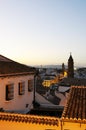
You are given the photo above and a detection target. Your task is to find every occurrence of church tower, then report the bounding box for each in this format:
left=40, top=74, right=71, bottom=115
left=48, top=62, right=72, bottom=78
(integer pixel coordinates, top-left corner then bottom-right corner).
left=62, top=63, right=65, bottom=75
left=68, top=53, right=74, bottom=78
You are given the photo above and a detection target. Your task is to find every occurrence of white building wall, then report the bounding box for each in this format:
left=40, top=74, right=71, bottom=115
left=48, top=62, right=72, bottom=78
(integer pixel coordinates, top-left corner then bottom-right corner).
left=0, top=75, right=34, bottom=113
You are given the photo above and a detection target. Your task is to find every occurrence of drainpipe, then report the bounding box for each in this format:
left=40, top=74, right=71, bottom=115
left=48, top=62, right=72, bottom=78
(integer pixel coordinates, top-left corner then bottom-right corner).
left=33, top=74, right=36, bottom=105
left=33, top=69, right=39, bottom=107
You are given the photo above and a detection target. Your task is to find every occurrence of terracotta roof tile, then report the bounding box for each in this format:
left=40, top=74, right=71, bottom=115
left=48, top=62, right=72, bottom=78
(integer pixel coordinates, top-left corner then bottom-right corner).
left=0, top=55, right=35, bottom=76
left=59, top=78, right=86, bottom=86
left=0, top=112, right=59, bottom=126
left=62, top=86, right=86, bottom=121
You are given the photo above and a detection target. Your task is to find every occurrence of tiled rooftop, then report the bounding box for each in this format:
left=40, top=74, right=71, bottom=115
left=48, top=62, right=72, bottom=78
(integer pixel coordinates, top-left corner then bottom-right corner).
left=0, top=112, right=59, bottom=126
left=0, top=55, right=35, bottom=76
left=59, top=78, right=86, bottom=86
left=62, top=86, right=86, bottom=121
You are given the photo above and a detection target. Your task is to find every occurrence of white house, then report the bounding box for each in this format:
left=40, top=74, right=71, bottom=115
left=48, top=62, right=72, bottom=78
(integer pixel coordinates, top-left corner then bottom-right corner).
left=0, top=55, right=35, bottom=113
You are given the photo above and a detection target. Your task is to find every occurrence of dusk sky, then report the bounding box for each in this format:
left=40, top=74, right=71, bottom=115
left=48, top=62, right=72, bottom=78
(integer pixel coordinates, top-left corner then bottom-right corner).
left=0, top=0, right=86, bottom=67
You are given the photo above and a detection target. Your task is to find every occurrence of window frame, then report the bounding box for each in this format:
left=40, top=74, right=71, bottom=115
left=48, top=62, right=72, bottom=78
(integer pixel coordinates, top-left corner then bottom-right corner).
left=18, top=81, right=25, bottom=95
left=28, top=79, right=33, bottom=92
left=6, top=84, right=14, bottom=101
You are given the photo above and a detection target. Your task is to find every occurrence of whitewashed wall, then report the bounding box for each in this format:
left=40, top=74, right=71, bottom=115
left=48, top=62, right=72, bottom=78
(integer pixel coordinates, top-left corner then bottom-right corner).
left=0, top=75, right=34, bottom=113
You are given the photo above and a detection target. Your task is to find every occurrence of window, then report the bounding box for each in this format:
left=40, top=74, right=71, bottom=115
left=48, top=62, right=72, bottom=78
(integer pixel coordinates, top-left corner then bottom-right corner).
left=18, top=82, right=25, bottom=95
left=6, top=84, right=14, bottom=101
left=28, top=80, right=33, bottom=92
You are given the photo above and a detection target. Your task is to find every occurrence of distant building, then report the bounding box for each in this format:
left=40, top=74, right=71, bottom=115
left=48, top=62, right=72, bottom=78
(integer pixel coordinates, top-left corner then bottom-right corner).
left=0, top=55, right=35, bottom=113
left=59, top=77, right=86, bottom=86
left=68, top=54, right=74, bottom=78
left=62, top=63, right=65, bottom=75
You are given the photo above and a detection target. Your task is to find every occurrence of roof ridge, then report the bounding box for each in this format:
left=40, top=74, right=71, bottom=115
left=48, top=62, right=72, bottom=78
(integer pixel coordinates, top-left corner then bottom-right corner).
left=0, top=112, right=59, bottom=126
left=0, top=55, right=13, bottom=62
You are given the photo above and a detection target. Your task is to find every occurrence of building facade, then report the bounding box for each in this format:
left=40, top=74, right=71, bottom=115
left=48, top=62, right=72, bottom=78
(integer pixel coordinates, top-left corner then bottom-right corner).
left=0, top=55, right=35, bottom=113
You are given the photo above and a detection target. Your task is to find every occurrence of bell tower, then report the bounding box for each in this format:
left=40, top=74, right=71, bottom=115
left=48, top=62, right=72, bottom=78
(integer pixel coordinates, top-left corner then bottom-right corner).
left=68, top=53, right=74, bottom=78
left=62, top=63, right=65, bottom=75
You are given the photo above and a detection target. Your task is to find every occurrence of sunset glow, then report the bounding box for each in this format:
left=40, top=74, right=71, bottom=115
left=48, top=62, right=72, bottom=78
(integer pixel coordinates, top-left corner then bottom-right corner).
left=0, top=0, right=86, bottom=66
